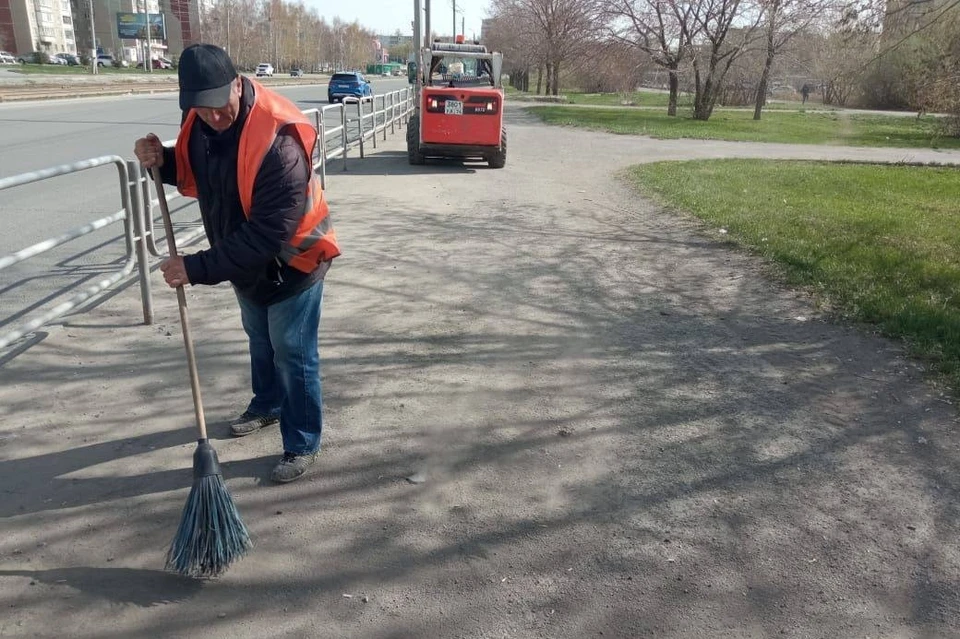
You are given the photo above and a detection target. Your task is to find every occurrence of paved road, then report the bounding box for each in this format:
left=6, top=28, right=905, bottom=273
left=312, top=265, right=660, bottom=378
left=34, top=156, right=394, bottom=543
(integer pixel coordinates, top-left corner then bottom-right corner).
left=3, top=106, right=960, bottom=638
left=0, top=77, right=409, bottom=336
left=0, top=77, right=408, bottom=177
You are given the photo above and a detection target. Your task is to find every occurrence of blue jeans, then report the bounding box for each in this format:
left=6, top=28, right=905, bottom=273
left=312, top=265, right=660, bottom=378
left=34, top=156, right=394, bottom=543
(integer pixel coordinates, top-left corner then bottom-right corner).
left=235, top=279, right=324, bottom=455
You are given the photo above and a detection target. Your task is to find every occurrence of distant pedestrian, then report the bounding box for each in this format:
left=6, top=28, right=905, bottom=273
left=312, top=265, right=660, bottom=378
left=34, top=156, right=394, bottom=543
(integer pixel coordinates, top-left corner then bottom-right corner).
left=801, top=83, right=811, bottom=105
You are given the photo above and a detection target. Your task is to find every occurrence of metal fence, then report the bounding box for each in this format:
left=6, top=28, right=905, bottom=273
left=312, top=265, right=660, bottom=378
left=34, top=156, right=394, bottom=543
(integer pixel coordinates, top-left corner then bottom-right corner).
left=0, top=88, right=414, bottom=350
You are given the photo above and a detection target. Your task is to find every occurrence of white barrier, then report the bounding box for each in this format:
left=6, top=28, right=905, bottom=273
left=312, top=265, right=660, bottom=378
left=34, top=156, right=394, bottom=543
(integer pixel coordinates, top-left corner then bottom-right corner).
left=0, top=87, right=416, bottom=349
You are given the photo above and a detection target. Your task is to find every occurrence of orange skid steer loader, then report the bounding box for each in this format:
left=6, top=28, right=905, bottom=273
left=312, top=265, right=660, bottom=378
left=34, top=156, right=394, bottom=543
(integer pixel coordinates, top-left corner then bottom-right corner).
left=407, top=38, right=506, bottom=168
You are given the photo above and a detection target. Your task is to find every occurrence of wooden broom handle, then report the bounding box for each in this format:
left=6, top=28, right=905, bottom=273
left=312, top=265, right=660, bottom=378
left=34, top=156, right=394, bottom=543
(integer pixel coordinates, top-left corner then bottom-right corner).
left=152, top=168, right=208, bottom=440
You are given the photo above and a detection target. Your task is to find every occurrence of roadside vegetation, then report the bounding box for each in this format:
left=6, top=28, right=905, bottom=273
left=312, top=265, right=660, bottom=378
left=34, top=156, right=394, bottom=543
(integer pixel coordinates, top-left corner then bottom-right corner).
left=563, top=90, right=838, bottom=112
left=565, top=91, right=689, bottom=107
left=10, top=64, right=175, bottom=76
left=627, top=159, right=960, bottom=386
left=485, top=0, right=960, bottom=129
left=528, top=106, right=959, bottom=149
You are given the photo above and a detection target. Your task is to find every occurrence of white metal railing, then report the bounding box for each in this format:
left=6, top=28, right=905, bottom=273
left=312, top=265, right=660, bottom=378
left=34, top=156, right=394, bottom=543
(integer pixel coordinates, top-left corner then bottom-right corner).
left=0, top=156, right=151, bottom=349
left=138, top=88, right=414, bottom=258
left=0, top=87, right=415, bottom=350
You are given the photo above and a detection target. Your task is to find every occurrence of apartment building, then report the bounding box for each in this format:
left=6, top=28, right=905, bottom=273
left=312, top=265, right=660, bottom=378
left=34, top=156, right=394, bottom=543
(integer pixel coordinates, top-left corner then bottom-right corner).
left=882, top=0, right=959, bottom=39
left=0, top=0, right=76, bottom=55
left=378, top=33, right=413, bottom=49
left=68, top=0, right=156, bottom=61
left=69, top=0, right=198, bottom=62
left=479, top=18, right=493, bottom=44
left=4, top=0, right=201, bottom=61
left=158, top=0, right=199, bottom=58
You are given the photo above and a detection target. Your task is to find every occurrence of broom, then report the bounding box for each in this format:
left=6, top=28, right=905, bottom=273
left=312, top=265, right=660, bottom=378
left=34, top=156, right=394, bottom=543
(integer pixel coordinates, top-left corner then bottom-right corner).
left=152, top=168, right=252, bottom=578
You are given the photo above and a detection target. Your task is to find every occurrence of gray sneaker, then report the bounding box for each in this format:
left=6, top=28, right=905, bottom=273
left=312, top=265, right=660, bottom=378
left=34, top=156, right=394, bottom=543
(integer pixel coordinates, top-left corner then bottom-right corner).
left=271, top=451, right=318, bottom=483
left=230, top=411, right=279, bottom=437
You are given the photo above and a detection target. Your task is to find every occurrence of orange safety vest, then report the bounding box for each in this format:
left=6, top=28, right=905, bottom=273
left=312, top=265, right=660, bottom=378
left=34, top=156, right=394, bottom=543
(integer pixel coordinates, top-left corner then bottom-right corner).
left=175, top=78, right=340, bottom=273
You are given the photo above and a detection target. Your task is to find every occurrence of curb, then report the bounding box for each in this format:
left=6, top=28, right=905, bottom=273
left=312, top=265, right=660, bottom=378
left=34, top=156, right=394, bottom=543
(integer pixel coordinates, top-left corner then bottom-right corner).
left=0, top=78, right=329, bottom=103
left=0, top=85, right=179, bottom=102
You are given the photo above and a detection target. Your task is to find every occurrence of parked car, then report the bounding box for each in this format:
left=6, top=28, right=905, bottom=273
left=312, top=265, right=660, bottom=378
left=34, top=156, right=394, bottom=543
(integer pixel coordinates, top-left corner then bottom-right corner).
left=136, top=57, right=172, bottom=69
left=17, top=51, right=63, bottom=65
left=289, top=67, right=303, bottom=77
left=327, top=71, right=372, bottom=103
left=0, top=51, right=17, bottom=65
left=96, top=54, right=128, bottom=67
left=56, top=53, right=80, bottom=66
left=256, top=63, right=274, bottom=77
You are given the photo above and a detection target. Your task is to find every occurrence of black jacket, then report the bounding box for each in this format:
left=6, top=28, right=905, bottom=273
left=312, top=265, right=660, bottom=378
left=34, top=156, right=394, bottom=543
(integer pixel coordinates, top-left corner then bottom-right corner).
left=160, top=77, right=330, bottom=306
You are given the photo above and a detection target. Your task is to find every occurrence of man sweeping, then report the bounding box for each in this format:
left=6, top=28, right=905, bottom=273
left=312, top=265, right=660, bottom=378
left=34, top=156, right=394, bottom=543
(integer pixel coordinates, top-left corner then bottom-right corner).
left=135, top=44, right=339, bottom=484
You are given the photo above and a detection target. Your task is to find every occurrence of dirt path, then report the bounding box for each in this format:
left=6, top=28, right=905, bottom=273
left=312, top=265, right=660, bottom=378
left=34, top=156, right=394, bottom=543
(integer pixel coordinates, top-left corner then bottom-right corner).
left=2, top=106, right=960, bottom=639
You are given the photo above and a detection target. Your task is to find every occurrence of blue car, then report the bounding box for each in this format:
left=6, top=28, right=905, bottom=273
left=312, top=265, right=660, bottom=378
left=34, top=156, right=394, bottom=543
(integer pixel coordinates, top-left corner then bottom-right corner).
left=327, top=72, right=373, bottom=103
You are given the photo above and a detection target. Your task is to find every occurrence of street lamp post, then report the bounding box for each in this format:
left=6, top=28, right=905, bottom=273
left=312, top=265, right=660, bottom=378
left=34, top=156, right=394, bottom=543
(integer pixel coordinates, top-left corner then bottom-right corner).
left=225, top=0, right=231, bottom=56
left=142, top=0, right=152, bottom=73
left=412, top=0, right=421, bottom=89
left=424, top=0, right=430, bottom=49
left=87, top=0, right=97, bottom=74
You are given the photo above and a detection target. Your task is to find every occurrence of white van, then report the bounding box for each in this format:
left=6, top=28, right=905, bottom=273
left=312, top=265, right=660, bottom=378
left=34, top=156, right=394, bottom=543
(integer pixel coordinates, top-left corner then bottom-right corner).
left=255, top=63, right=274, bottom=77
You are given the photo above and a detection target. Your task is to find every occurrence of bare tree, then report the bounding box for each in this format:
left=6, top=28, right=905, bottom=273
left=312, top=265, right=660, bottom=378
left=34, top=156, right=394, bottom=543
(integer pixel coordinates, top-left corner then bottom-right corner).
left=856, top=6, right=960, bottom=122
left=344, top=21, right=375, bottom=69
left=603, top=0, right=699, bottom=115
left=830, top=0, right=960, bottom=80
left=751, top=0, right=834, bottom=119
left=491, top=0, right=602, bottom=95
left=199, top=0, right=375, bottom=72
left=842, top=0, right=958, bottom=34
left=228, top=0, right=261, bottom=69
left=583, top=39, right=653, bottom=92
left=484, top=7, right=545, bottom=91
left=811, top=25, right=875, bottom=105
left=605, top=0, right=762, bottom=118
left=686, top=0, right=764, bottom=120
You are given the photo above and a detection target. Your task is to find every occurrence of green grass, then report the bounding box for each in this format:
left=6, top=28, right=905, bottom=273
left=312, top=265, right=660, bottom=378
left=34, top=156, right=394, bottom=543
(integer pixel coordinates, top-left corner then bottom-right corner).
left=548, top=90, right=834, bottom=111
left=529, top=105, right=958, bottom=148
left=627, top=159, right=960, bottom=384
left=565, top=90, right=691, bottom=108
left=10, top=64, right=175, bottom=75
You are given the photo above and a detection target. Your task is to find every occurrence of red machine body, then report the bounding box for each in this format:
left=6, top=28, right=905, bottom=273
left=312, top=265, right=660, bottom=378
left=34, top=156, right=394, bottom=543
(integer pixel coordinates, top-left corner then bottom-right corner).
left=407, top=39, right=506, bottom=168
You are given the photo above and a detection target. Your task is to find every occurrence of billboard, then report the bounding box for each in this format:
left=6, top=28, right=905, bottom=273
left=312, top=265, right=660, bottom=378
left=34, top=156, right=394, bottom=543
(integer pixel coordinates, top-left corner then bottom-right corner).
left=117, top=12, right=166, bottom=40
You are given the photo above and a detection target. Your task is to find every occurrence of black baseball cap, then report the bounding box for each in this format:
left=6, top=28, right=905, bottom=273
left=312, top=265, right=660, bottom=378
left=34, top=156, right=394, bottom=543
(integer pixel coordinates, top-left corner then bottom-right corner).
left=178, top=44, right=238, bottom=110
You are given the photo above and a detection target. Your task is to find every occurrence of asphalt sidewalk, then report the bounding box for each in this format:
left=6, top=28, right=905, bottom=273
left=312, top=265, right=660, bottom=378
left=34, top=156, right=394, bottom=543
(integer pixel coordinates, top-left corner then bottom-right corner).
left=3, top=108, right=960, bottom=638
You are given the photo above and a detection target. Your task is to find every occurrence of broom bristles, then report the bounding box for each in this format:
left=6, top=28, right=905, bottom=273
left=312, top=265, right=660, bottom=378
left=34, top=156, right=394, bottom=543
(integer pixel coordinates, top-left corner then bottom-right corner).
left=166, top=442, right=252, bottom=578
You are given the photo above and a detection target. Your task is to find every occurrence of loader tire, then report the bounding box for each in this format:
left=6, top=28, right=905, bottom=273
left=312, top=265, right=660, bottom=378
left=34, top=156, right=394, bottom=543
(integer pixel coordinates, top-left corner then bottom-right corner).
left=407, top=115, right=425, bottom=165
left=487, top=128, right=506, bottom=169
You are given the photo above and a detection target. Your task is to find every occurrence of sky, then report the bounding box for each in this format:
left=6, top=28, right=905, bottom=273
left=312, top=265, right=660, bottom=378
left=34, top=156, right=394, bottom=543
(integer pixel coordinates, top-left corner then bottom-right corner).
left=302, top=0, right=494, bottom=41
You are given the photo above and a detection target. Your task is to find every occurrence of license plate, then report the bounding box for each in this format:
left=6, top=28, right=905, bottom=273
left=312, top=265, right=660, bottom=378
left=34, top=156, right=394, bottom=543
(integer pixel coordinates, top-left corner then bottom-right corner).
left=444, top=100, right=463, bottom=115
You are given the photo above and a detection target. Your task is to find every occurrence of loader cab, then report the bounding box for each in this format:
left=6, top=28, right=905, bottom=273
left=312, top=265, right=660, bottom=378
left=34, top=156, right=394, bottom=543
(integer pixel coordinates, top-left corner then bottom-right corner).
left=427, top=52, right=497, bottom=89
left=425, top=41, right=502, bottom=90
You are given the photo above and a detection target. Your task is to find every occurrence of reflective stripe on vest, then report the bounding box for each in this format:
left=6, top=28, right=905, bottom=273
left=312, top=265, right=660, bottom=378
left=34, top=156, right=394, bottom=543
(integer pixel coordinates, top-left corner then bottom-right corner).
left=174, top=78, right=340, bottom=273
